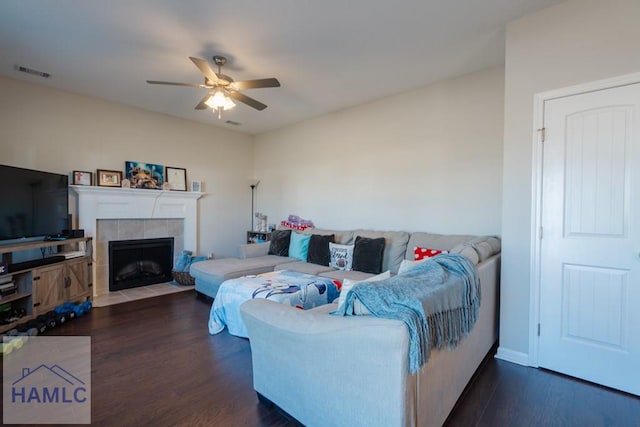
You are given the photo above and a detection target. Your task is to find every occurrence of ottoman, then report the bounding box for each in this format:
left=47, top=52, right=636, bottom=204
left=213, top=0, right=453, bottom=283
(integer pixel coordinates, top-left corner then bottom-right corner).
left=189, top=255, right=298, bottom=298
left=208, top=270, right=341, bottom=337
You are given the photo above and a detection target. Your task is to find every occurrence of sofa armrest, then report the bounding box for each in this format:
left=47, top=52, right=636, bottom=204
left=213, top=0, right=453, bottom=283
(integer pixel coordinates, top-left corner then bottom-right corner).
left=238, top=242, right=270, bottom=259
left=240, top=299, right=412, bottom=427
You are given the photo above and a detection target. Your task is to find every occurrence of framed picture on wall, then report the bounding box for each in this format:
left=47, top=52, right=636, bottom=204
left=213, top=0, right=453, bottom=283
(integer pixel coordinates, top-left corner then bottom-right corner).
left=125, top=161, right=164, bottom=189
left=165, top=166, right=187, bottom=191
left=190, top=180, right=201, bottom=192
left=97, top=169, right=123, bottom=187
left=73, top=171, right=92, bottom=186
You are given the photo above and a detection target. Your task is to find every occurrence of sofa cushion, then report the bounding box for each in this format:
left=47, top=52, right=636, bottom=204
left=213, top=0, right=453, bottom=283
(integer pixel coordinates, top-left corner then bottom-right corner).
left=289, top=231, right=311, bottom=261
left=276, top=261, right=336, bottom=276
left=318, top=269, right=376, bottom=282
left=329, top=243, right=354, bottom=271
left=352, top=230, right=410, bottom=274
left=467, top=236, right=502, bottom=262
left=337, top=270, right=391, bottom=308
left=352, top=236, right=385, bottom=274
left=191, top=255, right=298, bottom=298
left=301, top=228, right=354, bottom=245
left=449, top=244, right=480, bottom=265
left=405, top=233, right=475, bottom=260
left=269, top=229, right=291, bottom=256
left=239, top=242, right=270, bottom=259
left=307, top=234, right=334, bottom=266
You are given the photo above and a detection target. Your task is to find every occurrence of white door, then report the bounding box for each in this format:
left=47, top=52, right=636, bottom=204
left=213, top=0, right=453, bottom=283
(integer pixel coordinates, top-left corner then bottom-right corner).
left=539, top=83, right=640, bottom=395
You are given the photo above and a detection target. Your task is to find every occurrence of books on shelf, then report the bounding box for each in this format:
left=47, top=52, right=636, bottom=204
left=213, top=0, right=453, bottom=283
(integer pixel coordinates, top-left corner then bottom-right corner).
left=0, top=274, right=13, bottom=285
left=46, top=251, right=85, bottom=260
left=0, top=282, right=17, bottom=298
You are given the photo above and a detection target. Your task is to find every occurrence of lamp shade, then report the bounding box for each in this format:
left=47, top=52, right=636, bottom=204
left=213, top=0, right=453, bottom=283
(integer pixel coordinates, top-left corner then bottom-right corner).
left=205, top=91, right=236, bottom=110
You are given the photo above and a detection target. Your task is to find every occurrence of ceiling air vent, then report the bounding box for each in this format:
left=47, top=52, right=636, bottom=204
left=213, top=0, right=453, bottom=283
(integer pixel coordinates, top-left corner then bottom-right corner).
left=15, top=65, right=51, bottom=79
left=225, top=120, right=241, bottom=126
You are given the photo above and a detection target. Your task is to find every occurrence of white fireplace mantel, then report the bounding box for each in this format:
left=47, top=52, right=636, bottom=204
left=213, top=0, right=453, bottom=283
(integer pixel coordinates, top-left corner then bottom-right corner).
left=71, top=185, right=203, bottom=294
left=71, top=185, right=203, bottom=244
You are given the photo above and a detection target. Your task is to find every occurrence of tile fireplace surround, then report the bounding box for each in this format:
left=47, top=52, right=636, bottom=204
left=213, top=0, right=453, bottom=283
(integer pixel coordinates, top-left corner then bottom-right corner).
left=71, top=185, right=203, bottom=296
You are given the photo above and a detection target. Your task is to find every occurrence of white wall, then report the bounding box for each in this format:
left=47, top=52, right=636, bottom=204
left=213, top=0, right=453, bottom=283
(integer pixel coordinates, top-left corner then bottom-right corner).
left=500, top=0, right=640, bottom=359
left=254, top=67, right=504, bottom=236
left=0, top=76, right=254, bottom=258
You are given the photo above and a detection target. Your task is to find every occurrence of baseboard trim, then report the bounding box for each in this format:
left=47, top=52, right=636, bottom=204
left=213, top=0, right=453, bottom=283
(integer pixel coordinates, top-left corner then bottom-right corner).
left=495, top=347, right=529, bottom=366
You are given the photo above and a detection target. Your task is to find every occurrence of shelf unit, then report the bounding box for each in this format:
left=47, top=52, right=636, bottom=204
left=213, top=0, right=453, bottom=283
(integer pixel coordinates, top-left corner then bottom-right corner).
left=0, top=237, right=93, bottom=333
left=247, top=231, right=271, bottom=244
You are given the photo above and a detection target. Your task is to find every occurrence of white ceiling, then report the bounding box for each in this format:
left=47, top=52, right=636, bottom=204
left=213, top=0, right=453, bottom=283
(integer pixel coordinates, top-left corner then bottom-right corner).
left=0, top=0, right=562, bottom=135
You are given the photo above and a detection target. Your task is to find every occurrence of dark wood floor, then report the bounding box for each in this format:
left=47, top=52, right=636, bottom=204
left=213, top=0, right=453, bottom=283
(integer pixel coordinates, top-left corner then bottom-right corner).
left=3, top=291, right=639, bottom=426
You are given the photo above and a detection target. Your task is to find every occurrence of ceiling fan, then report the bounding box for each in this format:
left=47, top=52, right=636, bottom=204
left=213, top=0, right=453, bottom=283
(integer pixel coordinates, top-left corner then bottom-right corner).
left=147, top=55, right=280, bottom=118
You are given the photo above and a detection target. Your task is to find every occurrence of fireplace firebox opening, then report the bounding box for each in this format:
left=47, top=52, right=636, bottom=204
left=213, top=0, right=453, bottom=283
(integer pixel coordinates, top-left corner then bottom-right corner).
left=108, top=237, right=174, bottom=292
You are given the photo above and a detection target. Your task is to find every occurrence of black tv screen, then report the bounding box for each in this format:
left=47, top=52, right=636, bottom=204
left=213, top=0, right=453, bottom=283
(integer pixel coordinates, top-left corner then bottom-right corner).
left=0, top=165, right=69, bottom=241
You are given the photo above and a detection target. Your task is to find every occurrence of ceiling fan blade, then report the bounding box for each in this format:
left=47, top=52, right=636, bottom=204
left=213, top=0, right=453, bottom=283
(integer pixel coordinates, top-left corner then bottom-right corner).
left=147, top=80, right=206, bottom=88
left=189, top=57, right=219, bottom=84
left=215, top=73, right=232, bottom=86
left=231, top=78, right=280, bottom=90
left=195, top=93, right=211, bottom=110
left=228, top=91, right=267, bottom=111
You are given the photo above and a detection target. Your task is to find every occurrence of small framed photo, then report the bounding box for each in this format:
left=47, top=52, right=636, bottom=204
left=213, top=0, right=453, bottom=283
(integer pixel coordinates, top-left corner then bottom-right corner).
left=165, top=166, right=187, bottom=191
left=190, top=180, right=202, bottom=192
left=97, top=169, right=123, bottom=187
left=73, top=171, right=92, bottom=186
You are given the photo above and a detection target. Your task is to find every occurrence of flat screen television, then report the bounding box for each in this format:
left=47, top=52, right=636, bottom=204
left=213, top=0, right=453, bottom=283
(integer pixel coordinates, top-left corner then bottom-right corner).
left=0, top=164, right=69, bottom=241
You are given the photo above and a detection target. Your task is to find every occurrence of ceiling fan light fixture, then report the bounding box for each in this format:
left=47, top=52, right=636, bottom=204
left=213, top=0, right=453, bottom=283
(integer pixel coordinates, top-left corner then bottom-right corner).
left=147, top=55, right=278, bottom=117
left=205, top=91, right=236, bottom=119
left=205, top=90, right=227, bottom=108
left=222, top=96, right=236, bottom=111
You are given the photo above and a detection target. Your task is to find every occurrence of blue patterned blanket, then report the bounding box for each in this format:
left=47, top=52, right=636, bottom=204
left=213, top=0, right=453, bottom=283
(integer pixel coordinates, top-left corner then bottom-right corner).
left=209, top=270, right=340, bottom=338
left=334, top=254, right=480, bottom=373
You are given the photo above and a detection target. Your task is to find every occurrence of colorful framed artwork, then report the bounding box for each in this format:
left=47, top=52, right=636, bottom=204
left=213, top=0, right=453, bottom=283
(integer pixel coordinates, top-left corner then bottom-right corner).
left=73, top=170, right=92, bottom=186
left=96, top=169, right=123, bottom=187
left=125, top=161, right=164, bottom=190
left=165, top=166, right=187, bottom=191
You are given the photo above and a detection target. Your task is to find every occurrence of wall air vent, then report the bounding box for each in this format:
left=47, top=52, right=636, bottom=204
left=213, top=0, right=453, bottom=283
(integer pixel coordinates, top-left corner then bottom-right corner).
left=15, top=65, right=51, bottom=79
left=225, top=120, right=241, bottom=126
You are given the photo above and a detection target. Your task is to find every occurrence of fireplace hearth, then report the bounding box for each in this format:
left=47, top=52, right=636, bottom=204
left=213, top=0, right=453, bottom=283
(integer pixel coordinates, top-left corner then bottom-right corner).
left=109, top=238, right=174, bottom=291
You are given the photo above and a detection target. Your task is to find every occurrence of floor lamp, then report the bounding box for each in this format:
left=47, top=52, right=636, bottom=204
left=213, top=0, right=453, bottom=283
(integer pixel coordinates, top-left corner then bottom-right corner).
left=250, top=180, right=260, bottom=231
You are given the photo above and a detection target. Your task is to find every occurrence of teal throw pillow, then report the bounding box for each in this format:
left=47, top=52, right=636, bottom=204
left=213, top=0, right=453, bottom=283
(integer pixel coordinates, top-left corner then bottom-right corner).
left=288, top=232, right=311, bottom=261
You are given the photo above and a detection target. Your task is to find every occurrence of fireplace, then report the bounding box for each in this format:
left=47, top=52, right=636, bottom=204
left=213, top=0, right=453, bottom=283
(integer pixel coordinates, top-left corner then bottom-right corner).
left=109, top=238, right=174, bottom=291
left=71, top=185, right=202, bottom=296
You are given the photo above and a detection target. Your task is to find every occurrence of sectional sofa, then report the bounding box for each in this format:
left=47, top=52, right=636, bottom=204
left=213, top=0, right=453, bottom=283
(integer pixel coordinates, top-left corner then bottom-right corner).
left=237, top=229, right=501, bottom=427
left=189, top=227, right=500, bottom=299
left=191, top=227, right=501, bottom=426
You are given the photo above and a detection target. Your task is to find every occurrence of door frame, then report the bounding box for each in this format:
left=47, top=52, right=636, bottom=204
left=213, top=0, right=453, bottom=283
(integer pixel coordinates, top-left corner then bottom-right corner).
left=529, top=72, right=640, bottom=367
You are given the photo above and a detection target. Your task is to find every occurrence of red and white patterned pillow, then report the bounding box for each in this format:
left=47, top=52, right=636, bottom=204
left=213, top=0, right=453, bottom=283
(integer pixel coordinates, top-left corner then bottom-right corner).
left=280, top=220, right=312, bottom=231
left=413, top=247, right=448, bottom=261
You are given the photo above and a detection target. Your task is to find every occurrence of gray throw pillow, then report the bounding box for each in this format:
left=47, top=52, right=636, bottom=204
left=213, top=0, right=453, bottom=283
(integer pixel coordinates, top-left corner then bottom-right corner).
left=307, top=234, right=335, bottom=266
left=268, top=229, right=291, bottom=256
left=352, top=236, right=385, bottom=274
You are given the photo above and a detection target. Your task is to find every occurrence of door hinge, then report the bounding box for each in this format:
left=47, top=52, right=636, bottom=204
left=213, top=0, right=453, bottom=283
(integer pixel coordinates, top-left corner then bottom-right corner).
left=538, top=127, right=546, bottom=142
left=538, top=323, right=541, bottom=336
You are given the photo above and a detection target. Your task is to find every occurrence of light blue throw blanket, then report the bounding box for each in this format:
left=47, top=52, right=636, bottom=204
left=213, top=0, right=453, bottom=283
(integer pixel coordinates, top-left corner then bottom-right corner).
left=334, top=254, right=480, bottom=373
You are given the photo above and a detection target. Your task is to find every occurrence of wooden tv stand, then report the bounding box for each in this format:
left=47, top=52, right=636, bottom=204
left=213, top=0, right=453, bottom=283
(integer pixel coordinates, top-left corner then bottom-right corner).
left=0, top=237, right=93, bottom=333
